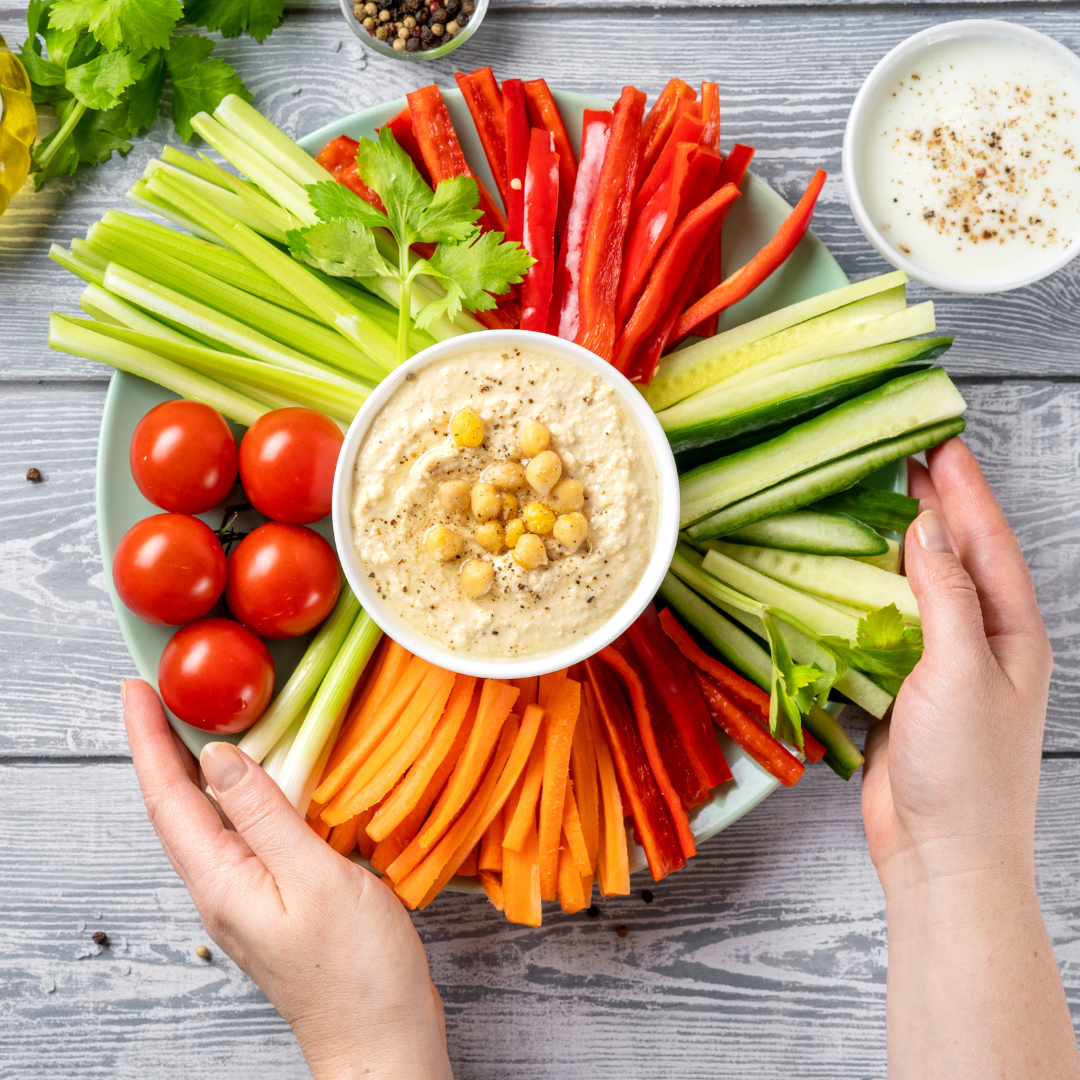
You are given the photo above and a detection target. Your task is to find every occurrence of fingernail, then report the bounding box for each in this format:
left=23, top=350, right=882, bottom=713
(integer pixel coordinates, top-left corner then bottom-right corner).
left=120, top=679, right=127, bottom=707
left=914, top=510, right=952, bottom=554
left=200, top=742, right=248, bottom=793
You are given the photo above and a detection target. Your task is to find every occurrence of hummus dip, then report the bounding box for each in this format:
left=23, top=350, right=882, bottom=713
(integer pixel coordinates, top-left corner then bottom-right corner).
left=351, top=343, right=659, bottom=659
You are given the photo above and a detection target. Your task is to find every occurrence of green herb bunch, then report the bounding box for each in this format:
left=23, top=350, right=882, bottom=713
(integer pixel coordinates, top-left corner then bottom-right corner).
left=19, top=0, right=284, bottom=187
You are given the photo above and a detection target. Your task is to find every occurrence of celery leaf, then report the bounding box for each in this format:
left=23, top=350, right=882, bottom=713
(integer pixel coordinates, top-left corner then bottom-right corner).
left=65, top=49, right=143, bottom=111
left=822, top=603, right=923, bottom=696
left=184, top=0, right=285, bottom=42
left=166, top=34, right=250, bottom=143
left=50, top=0, right=183, bottom=53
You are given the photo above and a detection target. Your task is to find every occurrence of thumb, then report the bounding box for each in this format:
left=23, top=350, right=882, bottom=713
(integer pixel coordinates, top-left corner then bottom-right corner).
left=200, top=741, right=323, bottom=886
left=904, top=510, right=989, bottom=662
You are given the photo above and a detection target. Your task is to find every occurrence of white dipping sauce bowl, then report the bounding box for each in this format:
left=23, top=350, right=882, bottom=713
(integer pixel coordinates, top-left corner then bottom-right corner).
left=843, top=19, right=1080, bottom=294
left=332, top=329, right=680, bottom=679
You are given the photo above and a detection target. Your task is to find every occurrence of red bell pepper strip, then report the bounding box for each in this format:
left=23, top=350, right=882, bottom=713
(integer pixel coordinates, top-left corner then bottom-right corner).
left=584, top=655, right=686, bottom=881
left=594, top=647, right=696, bottom=860
left=377, top=108, right=431, bottom=186
left=574, top=85, right=647, bottom=361
left=522, top=79, right=577, bottom=240
left=614, top=181, right=739, bottom=378
left=638, top=78, right=697, bottom=181
left=615, top=141, right=696, bottom=327
left=549, top=109, right=611, bottom=338
left=699, top=81, right=720, bottom=152
left=625, top=604, right=733, bottom=790
left=692, top=669, right=806, bottom=788
left=407, top=84, right=508, bottom=235
left=316, top=135, right=387, bottom=213
left=674, top=167, right=827, bottom=340
left=455, top=68, right=509, bottom=208
left=502, top=78, right=530, bottom=245
left=520, top=129, right=559, bottom=333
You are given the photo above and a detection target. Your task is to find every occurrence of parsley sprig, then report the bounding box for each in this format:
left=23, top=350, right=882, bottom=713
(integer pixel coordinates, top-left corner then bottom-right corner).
left=19, top=0, right=284, bottom=187
left=288, top=129, right=534, bottom=366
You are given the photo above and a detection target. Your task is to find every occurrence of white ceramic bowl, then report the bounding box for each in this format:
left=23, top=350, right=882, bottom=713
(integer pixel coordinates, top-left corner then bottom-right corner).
left=331, top=329, right=680, bottom=679
left=843, top=19, right=1080, bottom=294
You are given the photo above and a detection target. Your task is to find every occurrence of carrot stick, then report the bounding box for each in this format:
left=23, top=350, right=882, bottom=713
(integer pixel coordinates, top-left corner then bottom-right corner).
left=476, top=869, right=505, bottom=911
left=355, top=806, right=377, bottom=860
left=502, top=714, right=547, bottom=852
left=586, top=682, right=630, bottom=896
left=478, top=804, right=505, bottom=872
left=328, top=815, right=359, bottom=856
left=503, top=815, right=542, bottom=927
left=561, top=779, right=592, bottom=875
left=395, top=718, right=519, bottom=909
left=308, top=814, right=332, bottom=842
left=537, top=677, right=582, bottom=901
left=597, top=647, right=697, bottom=861
left=511, top=677, right=538, bottom=708
left=458, top=844, right=479, bottom=877
left=314, top=655, right=431, bottom=805
left=569, top=696, right=600, bottom=868
left=557, top=835, right=587, bottom=913
left=367, top=676, right=478, bottom=841
left=538, top=669, right=568, bottom=709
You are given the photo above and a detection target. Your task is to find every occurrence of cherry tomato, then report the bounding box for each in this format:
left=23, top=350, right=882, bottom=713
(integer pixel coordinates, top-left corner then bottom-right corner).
left=225, top=523, right=341, bottom=638
left=158, top=618, right=275, bottom=734
left=239, top=408, right=343, bottom=524
left=113, top=514, right=227, bottom=626
left=130, top=400, right=238, bottom=514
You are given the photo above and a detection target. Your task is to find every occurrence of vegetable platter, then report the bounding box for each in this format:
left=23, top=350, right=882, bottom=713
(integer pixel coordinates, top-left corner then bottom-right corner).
left=51, top=73, right=963, bottom=925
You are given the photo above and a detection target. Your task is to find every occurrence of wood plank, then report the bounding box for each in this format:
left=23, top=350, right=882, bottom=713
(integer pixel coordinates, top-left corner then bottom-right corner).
left=2, top=756, right=1078, bottom=1077
left=3, top=8, right=1080, bottom=378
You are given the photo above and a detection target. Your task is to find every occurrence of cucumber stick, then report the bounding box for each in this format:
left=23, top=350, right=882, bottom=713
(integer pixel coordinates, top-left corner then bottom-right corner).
left=660, top=336, right=951, bottom=454
left=854, top=538, right=901, bottom=574
left=709, top=542, right=920, bottom=623
left=686, top=416, right=965, bottom=540
left=812, top=484, right=920, bottom=533
left=646, top=269, right=909, bottom=411
left=722, top=510, right=888, bottom=556
left=680, top=368, right=967, bottom=528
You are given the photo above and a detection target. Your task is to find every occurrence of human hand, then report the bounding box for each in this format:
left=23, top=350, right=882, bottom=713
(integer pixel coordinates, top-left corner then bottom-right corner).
left=122, top=678, right=453, bottom=1080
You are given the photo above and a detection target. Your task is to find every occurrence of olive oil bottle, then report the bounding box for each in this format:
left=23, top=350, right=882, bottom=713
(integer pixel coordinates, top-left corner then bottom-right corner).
left=0, top=32, right=36, bottom=216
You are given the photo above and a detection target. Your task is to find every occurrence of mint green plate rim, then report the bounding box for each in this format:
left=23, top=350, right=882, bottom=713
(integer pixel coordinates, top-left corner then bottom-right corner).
left=96, top=87, right=899, bottom=885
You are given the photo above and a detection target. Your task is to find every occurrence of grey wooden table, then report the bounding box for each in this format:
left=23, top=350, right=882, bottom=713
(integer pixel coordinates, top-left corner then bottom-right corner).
left=3, top=2, right=1080, bottom=1076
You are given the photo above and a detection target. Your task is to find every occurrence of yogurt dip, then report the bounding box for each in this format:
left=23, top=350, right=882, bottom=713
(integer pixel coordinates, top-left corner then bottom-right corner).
left=846, top=23, right=1080, bottom=290
left=350, top=343, right=659, bottom=659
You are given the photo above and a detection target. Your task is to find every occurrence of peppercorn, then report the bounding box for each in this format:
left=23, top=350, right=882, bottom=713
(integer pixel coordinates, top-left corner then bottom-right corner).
left=421, top=37, right=431, bottom=48
left=363, top=15, right=375, bottom=27
left=455, top=12, right=468, bottom=26
left=375, top=23, right=389, bottom=38
left=26, top=467, right=42, bottom=482
left=462, top=0, right=474, bottom=12
left=585, top=905, right=600, bottom=919
left=353, top=2, right=366, bottom=16
left=616, top=924, right=630, bottom=938
left=420, top=25, right=433, bottom=40
left=365, top=1, right=378, bottom=11
left=430, top=21, right=444, bottom=34
left=196, top=945, right=212, bottom=960
left=429, top=5, right=446, bottom=22
left=403, top=15, right=416, bottom=27
left=446, top=0, right=461, bottom=12
left=641, top=889, right=653, bottom=904
left=415, top=8, right=428, bottom=23
left=406, top=35, right=420, bottom=50
left=445, top=20, right=459, bottom=33
left=393, top=37, right=406, bottom=49
left=92, top=931, right=109, bottom=946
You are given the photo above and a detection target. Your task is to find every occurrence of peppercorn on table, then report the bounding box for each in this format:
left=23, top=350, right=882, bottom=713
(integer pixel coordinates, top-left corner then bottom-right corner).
left=3, top=2, right=1080, bottom=1077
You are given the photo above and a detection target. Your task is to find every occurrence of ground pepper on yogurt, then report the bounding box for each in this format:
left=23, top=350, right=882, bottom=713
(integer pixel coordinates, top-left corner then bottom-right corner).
left=351, top=345, right=659, bottom=659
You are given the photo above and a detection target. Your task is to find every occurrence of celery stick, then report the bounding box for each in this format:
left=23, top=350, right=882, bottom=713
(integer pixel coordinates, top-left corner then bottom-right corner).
left=239, top=588, right=362, bottom=763
left=126, top=179, right=222, bottom=243
left=277, top=611, right=382, bottom=810
left=49, top=313, right=268, bottom=426
left=73, top=318, right=368, bottom=421
left=49, top=244, right=105, bottom=286
left=162, top=144, right=264, bottom=197
left=88, top=224, right=385, bottom=384
left=261, top=713, right=306, bottom=782
left=70, top=238, right=109, bottom=270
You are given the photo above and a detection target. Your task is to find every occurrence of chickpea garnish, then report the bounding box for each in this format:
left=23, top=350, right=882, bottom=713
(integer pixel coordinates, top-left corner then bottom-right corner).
left=505, top=518, right=526, bottom=549
left=438, top=478, right=471, bottom=514
left=471, top=482, right=502, bottom=521
left=524, top=501, right=556, bottom=535
left=488, top=460, right=527, bottom=490
left=451, top=407, right=484, bottom=447
left=460, top=559, right=495, bottom=598
left=546, top=477, right=584, bottom=514
left=553, top=512, right=588, bottom=552
left=518, top=420, right=550, bottom=458
left=513, top=533, right=547, bottom=569
left=525, top=450, right=562, bottom=496
left=501, top=492, right=519, bottom=517
left=425, top=525, right=462, bottom=562
left=475, top=521, right=505, bottom=553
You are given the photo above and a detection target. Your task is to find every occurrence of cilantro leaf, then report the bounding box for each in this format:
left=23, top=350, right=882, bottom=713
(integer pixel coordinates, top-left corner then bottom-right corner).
left=65, top=49, right=143, bottom=111
left=165, top=33, right=250, bottom=143
left=416, top=176, right=484, bottom=243
left=307, top=179, right=389, bottom=231
left=184, top=0, right=285, bottom=42
left=125, top=48, right=167, bottom=133
left=50, top=0, right=183, bottom=54
left=821, top=604, right=924, bottom=697
left=356, top=128, right=440, bottom=245
left=287, top=221, right=390, bottom=280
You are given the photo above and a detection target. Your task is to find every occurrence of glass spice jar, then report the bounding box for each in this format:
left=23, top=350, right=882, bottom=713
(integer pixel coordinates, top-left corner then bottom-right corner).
left=0, top=32, right=36, bottom=217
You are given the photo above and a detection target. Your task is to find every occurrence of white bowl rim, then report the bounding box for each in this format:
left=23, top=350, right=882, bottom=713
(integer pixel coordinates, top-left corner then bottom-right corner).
left=842, top=18, right=1080, bottom=295
left=331, top=329, right=680, bottom=679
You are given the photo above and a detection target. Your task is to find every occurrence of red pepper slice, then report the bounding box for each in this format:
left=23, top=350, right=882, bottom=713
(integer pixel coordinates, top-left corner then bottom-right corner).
left=584, top=654, right=687, bottom=881
left=625, top=604, right=733, bottom=790
left=574, top=85, right=647, bottom=361
left=520, top=129, right=559, bottom=333
left=502, top=78, right=530, bottom=245
left=614, top=181, right=740, bottom=378
left=377, top=108, right=431, bottom=186
left=521, top=79, right=577, bottom=240
left=639, top=78, right=697, bottom=181
left=699, top=81, right=720, bottom=152
left=674, top=167, right=827, bottom=340
left=316, top=135, right=387, bottom=214
left=455, top=68, right=510, bottom=208
left=406, top=84, right=508, bottom=235
left=549, top=109, right=611, bottom=338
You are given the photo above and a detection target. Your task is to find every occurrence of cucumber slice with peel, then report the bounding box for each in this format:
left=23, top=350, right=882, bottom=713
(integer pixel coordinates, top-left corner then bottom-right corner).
left=811, top=484, right=921, bottom=533
left=722, top=510, right=888, bottom=556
